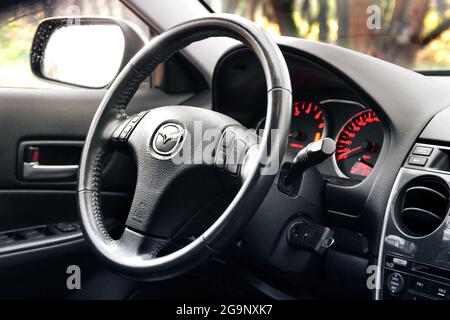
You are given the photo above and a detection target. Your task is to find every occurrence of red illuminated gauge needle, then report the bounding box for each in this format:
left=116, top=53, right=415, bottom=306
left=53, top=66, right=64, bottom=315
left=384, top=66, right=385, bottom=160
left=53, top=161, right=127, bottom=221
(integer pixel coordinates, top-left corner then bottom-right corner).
left=290, top=143, right=305, bottom=149
left=337, top=146, right=363, bottom=160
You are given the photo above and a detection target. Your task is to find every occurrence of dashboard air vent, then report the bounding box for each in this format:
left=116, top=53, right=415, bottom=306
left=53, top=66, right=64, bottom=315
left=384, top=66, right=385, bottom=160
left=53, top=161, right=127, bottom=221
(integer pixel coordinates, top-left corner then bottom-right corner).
left=397, top=177, right=449, bottom=237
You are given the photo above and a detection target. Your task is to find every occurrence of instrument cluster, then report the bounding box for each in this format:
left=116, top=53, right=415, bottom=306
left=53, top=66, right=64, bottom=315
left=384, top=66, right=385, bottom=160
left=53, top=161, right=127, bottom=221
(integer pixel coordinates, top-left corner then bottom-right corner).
left=256, top=99, right=384, bottom=182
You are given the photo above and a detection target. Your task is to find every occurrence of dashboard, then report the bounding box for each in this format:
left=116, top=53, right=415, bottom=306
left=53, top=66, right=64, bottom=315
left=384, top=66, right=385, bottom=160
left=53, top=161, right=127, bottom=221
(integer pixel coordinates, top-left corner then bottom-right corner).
left=209, top=37, right=450, bottom=300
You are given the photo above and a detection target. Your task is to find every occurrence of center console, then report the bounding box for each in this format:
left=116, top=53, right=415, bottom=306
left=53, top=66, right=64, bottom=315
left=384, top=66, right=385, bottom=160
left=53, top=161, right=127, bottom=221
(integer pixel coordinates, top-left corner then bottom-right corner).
left=378, top=142, right=450, bottom=300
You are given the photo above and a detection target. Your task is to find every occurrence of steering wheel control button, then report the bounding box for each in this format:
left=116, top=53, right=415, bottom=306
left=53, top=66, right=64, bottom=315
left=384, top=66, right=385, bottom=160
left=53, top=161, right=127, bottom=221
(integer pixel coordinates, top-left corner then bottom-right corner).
left=120, top=124, right=134, bottom=140
left=287, top=220, right=334, bottom=255
left=130, top=115, right=142, bottom=124
left=408, top=156, right=428, bottom=167
left=386, top=272, right=405, bottom=296
left=227, top=139, right=247, bottom=175
left=222, top=132, right=235, bottom=147
left=215, top=130, right=247, bottom=176
left=112, top=120, right=131, bottom=140
left=215, top=151, right=226, bottom=170
left=413, top=146, right=434, bottom=156
left=112, top=111, right=148, bottom=142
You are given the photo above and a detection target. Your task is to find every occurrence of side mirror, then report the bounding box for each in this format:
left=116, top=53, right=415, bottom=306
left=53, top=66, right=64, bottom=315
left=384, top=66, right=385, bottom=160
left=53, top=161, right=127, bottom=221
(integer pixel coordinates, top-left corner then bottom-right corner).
left=30, top=17, right=146, bottom=88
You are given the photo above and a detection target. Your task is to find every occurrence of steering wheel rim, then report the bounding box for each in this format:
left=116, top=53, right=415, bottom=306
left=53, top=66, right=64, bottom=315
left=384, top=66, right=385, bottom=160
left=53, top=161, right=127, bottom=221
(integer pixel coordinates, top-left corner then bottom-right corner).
left=77, top=14, right=292, bottom=281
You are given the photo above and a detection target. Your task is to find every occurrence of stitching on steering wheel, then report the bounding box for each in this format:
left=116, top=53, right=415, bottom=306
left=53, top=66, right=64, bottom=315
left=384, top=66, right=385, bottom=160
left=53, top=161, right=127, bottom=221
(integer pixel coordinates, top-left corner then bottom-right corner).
left=91, top=151, right=113, bottom=242
left=115, top=73, right=147, bottom=110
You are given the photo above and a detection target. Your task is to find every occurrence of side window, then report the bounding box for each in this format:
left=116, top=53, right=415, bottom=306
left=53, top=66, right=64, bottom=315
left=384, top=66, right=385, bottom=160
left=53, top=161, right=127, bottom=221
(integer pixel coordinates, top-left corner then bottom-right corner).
left=0, top=0, right=150, bottom=89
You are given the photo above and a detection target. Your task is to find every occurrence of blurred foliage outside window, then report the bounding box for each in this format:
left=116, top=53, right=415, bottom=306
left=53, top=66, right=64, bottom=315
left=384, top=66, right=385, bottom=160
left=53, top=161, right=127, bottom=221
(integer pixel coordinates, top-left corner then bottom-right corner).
left=206, top=0, right=450, bottom=70
left=0, top=0, right=149, bottom=89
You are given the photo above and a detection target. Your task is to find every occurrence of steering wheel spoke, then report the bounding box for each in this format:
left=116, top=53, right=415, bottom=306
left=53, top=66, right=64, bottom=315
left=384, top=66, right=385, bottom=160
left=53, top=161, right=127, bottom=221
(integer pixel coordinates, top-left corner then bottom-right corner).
left=117, top=228, right=170, bottom=259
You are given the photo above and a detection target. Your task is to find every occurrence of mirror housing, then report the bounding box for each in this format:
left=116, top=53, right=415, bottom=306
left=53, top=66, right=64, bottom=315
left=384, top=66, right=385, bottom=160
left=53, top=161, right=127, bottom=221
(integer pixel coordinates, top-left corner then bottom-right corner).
left=30, top=17, right=146, bottom=88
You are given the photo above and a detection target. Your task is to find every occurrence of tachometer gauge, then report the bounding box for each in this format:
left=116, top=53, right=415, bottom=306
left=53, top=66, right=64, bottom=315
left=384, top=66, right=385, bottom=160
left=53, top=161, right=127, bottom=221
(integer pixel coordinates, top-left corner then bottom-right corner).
left=335, top=109, right=383, bottom=180
left=288, top=101, right=326, bottom=151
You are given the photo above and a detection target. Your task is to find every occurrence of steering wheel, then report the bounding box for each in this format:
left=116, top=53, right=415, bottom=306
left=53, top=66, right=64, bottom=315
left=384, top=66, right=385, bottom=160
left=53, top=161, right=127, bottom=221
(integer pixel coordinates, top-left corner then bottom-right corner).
left=78, top=14, right=292, bottom=281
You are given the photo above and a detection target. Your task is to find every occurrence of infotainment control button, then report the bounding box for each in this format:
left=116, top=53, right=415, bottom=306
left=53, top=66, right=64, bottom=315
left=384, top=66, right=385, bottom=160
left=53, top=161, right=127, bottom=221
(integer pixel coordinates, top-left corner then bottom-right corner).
left=385, top=255, right=409, bottom=271
left=409, top=276, right=430, bottom=295
left=392, top=257, right=408, bottom=267
left=386, top=272, right=405, bottom=295
left=430, top=282, right=450, bottom=300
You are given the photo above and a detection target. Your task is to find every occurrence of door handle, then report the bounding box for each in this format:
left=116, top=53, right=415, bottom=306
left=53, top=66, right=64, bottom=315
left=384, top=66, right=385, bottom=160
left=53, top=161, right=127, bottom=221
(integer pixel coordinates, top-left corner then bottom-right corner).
left=23, top=162, right=79, bottom=180
left=18, top=141, right=83, bottom=181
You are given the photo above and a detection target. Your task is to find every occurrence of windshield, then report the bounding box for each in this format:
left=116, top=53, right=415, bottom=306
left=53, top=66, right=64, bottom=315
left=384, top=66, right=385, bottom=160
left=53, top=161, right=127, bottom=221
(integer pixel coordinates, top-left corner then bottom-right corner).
left=205, top=0, right=450, bottom=71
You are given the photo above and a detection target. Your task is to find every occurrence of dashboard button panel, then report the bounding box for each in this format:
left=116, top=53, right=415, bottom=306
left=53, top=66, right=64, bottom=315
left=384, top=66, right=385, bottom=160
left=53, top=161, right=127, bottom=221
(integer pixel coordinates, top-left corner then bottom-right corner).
left=408, top=156, right=428, bottom=167
left=383, top=255, right=450, bottom=300
left=379, top=143, right=450, bottom=301
left=404, top=143, right=450, bottom=173
left=413, top=146, right=434, bottom=156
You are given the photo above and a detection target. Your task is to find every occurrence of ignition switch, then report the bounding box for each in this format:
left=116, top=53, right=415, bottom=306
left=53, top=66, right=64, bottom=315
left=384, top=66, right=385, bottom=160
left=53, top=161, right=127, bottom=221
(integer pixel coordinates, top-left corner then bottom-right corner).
left=286, top=219, right=335, bottom=255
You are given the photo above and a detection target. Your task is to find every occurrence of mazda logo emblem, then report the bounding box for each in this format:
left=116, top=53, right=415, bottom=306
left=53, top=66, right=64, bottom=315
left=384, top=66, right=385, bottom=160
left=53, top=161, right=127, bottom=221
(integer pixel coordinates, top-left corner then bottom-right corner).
left=152, top=123, right=185, bottom=158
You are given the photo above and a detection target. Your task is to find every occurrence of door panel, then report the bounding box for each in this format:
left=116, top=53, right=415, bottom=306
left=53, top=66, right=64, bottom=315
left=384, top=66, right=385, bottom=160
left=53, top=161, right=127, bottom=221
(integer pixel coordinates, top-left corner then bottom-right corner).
left=0, top=84, right=201, bottom=298
left=0, top=86, right=193, bottom=189
left=0, top=85, right=195, bottom=230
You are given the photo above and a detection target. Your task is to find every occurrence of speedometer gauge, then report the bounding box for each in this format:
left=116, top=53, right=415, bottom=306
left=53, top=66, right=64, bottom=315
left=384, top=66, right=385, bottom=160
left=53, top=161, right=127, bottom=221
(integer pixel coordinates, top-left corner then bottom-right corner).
left=288, top=101, right=326, bottom=151
left=335, top=109, right=383, bottom=180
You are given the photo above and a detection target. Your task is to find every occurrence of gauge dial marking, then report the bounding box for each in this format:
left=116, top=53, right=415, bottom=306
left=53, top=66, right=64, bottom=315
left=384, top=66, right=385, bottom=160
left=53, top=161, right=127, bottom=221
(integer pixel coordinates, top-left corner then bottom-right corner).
left=257, top=101, right=327, bottom=152
left=335, top=109, right=383, bottom=180
left=288, top=101, right=326, bottom=151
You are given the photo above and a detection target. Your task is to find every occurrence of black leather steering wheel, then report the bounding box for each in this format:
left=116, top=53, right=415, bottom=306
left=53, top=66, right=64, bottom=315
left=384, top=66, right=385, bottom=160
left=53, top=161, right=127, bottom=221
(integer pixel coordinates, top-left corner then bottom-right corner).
left=77, top=14, right=292, bottom=281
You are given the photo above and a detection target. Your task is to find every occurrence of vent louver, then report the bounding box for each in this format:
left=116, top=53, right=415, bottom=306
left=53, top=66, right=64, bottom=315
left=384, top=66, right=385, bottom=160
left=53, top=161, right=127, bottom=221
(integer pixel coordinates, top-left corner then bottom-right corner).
left=398, top=178, right=449, bottom=237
